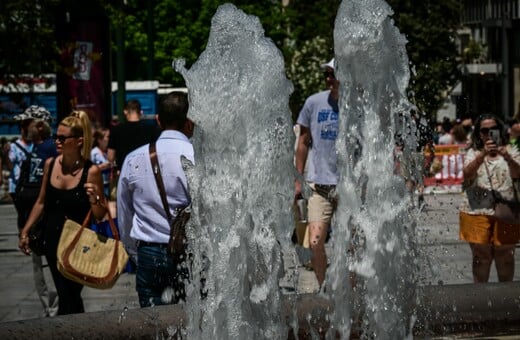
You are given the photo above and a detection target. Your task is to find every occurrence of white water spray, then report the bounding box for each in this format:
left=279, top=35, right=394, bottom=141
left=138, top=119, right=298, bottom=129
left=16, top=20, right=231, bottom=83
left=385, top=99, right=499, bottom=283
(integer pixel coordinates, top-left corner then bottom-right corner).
left=175, top=3, right=294, bottom=339
left=173, top=0, right=418, bottom=339
left=330, top=0, right=417, bottom=338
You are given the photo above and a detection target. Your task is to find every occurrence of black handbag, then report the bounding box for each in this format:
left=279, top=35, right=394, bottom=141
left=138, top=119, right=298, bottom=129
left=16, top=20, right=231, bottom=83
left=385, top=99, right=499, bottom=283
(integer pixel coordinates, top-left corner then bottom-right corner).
left=28, top=217, right=46, bottom=256
left=484, top=163, right=520, bottom=225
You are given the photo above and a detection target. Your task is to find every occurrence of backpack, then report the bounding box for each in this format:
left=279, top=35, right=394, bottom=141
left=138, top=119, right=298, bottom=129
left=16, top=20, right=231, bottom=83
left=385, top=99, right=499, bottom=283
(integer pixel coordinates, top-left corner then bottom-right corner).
left=13, top=142, right=42, bottom=206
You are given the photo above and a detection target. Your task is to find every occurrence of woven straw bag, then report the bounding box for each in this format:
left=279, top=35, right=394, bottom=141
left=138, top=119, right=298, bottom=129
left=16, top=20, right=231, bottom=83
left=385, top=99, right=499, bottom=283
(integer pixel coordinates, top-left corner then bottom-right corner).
left=57, top=209, right=129, bottom=289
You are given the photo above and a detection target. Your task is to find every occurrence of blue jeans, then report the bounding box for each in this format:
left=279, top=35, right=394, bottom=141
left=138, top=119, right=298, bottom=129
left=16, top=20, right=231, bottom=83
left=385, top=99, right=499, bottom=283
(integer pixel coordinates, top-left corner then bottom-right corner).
left=136, top=244, right=188, bottom=307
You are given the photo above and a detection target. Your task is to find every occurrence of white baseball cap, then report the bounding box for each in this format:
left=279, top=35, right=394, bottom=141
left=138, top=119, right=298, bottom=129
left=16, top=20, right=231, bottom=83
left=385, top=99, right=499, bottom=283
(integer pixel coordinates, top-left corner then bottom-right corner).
left=320, top=58, right=335, bottom=70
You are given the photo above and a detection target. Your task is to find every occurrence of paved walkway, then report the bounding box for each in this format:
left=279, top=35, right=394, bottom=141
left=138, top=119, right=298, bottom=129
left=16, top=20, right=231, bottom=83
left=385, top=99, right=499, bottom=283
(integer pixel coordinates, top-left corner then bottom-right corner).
left=0, top=193, right=518, bottom=329
left=0, top=203, right=139, bottom=322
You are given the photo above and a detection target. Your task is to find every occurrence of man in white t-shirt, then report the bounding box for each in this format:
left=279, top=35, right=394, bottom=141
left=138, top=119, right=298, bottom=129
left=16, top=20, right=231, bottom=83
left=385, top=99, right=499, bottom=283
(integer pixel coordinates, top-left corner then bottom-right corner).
left=294, top=58, right=339, bottom=288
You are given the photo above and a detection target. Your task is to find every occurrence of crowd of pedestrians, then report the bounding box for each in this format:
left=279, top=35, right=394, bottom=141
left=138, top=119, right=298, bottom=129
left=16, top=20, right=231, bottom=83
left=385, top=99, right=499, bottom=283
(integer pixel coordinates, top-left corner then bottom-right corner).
left=0, top=100, right=154, bottom=316
left=0, top=58, right=519, bottom=321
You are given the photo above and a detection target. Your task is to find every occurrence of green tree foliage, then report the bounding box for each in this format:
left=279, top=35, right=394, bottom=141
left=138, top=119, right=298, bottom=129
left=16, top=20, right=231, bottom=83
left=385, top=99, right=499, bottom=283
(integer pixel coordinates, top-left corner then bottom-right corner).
left=107, top=1, right=337, bottom=104
left=388, top=0, right=462, bottom=118
left=0, top=0, right=60, bottom=83
left=121, top=0, right=457, bottom=119
left=1, top=0, right=461, bottom=120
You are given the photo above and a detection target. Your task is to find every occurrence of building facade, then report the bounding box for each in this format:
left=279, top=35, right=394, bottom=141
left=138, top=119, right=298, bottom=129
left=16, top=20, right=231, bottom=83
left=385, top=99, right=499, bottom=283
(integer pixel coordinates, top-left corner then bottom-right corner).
left=461, top=0, right=520, bottom=121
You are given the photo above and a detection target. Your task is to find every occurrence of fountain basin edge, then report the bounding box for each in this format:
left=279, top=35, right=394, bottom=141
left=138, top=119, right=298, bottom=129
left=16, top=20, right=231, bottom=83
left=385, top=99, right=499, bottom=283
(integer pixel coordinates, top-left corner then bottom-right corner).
left=0, top=282, right=519, bottom=339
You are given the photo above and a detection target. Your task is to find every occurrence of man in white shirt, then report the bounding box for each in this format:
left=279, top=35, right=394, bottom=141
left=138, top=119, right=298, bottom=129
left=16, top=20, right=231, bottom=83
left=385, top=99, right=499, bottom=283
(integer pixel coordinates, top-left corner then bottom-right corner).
left=118, top=92, right=195, bottom=307
left=294, top=58, right=339, bottom=288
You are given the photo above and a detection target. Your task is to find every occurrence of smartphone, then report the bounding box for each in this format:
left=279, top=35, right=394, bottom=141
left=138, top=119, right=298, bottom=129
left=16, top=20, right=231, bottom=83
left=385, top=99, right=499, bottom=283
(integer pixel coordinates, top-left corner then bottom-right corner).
left=489, top=129, right=502, bottom=146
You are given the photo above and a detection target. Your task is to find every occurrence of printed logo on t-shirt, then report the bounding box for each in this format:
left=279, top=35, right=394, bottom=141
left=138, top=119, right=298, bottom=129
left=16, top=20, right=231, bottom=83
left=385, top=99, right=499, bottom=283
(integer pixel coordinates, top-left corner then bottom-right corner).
left=29, top=157, right=44, bottom=183
left=317, top=109, right=339, bottom=140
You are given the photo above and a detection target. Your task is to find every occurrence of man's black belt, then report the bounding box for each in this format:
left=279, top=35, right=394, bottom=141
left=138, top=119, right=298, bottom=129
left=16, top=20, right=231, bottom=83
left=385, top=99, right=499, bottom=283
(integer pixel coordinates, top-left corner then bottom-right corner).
left=314, top=184, right=336, bottom=197
left=138, top=241, right=168, bottom=248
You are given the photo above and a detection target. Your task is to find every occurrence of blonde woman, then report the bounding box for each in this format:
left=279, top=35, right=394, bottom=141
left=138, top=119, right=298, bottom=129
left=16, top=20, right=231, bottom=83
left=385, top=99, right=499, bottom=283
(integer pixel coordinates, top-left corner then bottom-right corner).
left=18, top=111, right=107, bottom=315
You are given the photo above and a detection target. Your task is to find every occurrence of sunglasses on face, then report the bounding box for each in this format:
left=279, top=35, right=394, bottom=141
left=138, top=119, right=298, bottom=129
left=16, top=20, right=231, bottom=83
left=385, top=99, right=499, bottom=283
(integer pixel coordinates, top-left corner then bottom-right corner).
left=323, top=71, right=335, bottom=79
left=479, top=126, right=498, bottom=135
left=53, top=134, right=76, bottom=143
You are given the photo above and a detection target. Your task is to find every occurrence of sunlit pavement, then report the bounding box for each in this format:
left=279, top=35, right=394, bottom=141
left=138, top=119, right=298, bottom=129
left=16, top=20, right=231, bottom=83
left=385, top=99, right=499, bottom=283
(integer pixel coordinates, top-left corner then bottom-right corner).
left=280, top=191, right=519, bottom=291
left=1, top=194, right=519, bottom=332
left=0, top=203, right=138, bottom=323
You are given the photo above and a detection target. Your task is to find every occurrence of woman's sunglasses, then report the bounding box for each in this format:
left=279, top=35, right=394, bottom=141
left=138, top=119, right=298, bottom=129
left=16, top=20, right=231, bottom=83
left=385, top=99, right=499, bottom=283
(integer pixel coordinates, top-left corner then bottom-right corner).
left=53, top=134, right=76, bottom=143
left=479, top=126, right=498, bottom=135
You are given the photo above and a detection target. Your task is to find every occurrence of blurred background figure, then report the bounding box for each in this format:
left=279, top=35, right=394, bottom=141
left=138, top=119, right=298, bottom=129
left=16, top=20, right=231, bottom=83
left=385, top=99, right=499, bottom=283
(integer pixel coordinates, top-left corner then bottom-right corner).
left=437, top=118, right=454, bottom=145
left=507, top=113, right=520, bottom=151
left=107, top=99, right=159, bottom=172
left=462, top=117, right=474, bottom=141
left=107, top=99, right=159, bottom=205
left=452, top=123, right=470, bottom=146
left=395, top=111, right=434, bottom=210
left=8, top=106, right=59, bottom=317
left=91, top=127, right=112, bottom=198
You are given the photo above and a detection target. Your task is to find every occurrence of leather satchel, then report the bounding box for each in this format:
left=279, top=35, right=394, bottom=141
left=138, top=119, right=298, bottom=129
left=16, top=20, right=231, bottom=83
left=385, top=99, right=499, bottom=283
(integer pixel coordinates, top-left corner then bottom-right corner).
left=484, top=163, right=520, bottom=225
left=57, top=209, right=129, bottom=289
left=149, top=142, right=191, bottom=261
left=494, top=199, right=520, bottom=225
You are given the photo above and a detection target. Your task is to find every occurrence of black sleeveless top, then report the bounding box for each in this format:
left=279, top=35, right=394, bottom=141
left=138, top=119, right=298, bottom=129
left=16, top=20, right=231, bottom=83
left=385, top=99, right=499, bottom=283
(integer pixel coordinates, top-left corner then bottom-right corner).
left=44, top=158, right=92, bottom=258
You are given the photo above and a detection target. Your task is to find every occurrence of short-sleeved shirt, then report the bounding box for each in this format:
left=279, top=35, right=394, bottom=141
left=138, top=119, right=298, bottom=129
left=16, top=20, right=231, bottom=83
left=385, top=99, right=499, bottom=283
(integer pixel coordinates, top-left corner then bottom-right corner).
left=296, top=90, right=339, bottom=185
left=91, top=146, right=110, bottom=192
left=8, top=139, right=33, bottom=193
left=460, top=145, right=520, bottom=215
left=32, top=138, right=58, bottom=183
left=108, top=120, right=160, bottom=169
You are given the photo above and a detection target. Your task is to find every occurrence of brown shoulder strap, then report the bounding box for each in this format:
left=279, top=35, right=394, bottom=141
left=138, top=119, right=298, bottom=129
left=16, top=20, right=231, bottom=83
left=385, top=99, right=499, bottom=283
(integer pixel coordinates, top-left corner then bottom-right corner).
left=149, top=142, right=173, bottom=223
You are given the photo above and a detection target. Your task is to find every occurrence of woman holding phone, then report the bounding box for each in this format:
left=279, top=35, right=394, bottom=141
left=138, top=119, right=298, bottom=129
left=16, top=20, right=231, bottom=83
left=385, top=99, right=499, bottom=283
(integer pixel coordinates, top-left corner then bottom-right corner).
left=459, top=114, right=520, bottom=282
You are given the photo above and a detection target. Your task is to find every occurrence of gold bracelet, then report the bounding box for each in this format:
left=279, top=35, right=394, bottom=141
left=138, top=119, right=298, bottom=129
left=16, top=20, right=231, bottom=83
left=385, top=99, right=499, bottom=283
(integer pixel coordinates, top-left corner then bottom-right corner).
left=20, top=235, right=28, bottom=240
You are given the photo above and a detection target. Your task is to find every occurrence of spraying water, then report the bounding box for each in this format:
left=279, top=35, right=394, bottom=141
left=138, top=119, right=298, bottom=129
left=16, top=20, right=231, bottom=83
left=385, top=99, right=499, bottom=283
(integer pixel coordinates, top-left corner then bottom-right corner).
left=173, top=0, right=418, bottom=339
left=329, top=0, right=417, bottom=338
left=175, top=3, right=294, bottom=339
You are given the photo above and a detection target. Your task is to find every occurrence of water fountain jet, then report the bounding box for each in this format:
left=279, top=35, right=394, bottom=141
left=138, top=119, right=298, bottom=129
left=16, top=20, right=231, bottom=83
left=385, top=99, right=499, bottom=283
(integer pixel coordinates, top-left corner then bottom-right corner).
left=1, top=1, right=520, bottom=339
left=174, top=3, right=294, bottom=338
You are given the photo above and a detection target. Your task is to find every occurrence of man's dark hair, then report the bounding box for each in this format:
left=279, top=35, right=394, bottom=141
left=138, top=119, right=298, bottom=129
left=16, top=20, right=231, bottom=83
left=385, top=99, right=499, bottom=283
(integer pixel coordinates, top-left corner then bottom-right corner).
left=125, top=99, right=141, bottom=112
left=158, top=92, right=189, bottom=128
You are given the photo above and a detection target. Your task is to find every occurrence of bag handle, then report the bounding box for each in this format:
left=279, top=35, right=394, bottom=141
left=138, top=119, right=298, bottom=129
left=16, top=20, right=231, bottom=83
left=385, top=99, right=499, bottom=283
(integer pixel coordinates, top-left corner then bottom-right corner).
left=80, top=207, right=120, bottom=240
left=483, top=161, right=497, bottom=199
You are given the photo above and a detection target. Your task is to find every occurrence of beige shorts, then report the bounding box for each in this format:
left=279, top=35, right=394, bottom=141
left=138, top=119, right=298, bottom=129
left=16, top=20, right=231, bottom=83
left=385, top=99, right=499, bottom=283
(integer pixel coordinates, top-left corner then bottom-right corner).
left=307, top=183, right=337, bottom=224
